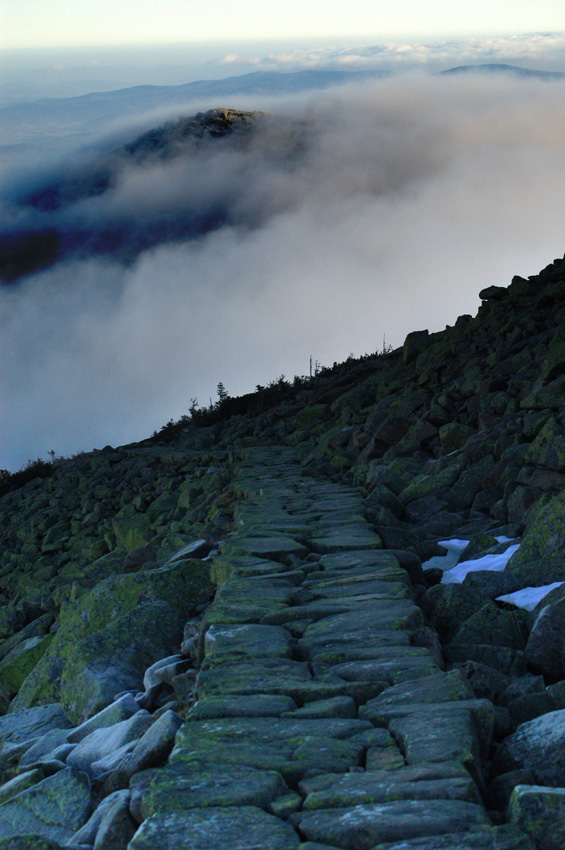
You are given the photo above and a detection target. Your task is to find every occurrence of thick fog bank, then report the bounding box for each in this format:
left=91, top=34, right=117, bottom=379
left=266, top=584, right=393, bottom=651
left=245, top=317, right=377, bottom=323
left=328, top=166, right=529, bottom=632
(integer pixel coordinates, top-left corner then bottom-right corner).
left=3, top=74, right=565, bottom=470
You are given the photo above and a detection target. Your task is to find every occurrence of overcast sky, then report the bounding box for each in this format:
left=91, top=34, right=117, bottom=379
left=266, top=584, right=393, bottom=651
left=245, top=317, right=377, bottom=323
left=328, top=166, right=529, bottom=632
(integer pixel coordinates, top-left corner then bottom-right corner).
left=2, top=0, right=565, bottom=49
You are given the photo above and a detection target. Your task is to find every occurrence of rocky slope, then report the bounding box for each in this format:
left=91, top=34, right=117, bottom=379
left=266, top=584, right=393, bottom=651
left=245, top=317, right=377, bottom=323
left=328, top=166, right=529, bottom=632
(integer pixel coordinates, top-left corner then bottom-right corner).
left=1, top=255, right=565, bottom=847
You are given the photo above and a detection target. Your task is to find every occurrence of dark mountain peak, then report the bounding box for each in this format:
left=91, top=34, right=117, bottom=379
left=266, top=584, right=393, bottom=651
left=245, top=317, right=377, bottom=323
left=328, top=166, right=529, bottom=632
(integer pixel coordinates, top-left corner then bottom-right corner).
left=124, top=108, right=268, bottom=161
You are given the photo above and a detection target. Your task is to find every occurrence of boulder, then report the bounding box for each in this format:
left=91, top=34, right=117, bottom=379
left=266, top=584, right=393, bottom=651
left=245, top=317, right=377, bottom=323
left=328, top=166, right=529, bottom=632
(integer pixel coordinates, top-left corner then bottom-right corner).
left=0, top=705, right=70, bottom=745
left=12, top=560, right=213, bottom=723
left=0, top=767, right=91, bottom=843
left=507, top=492, right=565, bottom=583
left=496, top=710, right=565, bottom=785
left=525, top=603, right=565, bottom=682
left=509, top=784, right=565, bottom=850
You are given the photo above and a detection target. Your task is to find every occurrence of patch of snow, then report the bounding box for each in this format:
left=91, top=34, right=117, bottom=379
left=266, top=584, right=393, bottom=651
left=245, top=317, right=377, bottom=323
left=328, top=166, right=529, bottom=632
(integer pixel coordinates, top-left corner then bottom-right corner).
left=496, top=581, right=565, bottom=612
left=422, top=539, right=469, bottom=572
left=441, top=543, right=520, bottom=584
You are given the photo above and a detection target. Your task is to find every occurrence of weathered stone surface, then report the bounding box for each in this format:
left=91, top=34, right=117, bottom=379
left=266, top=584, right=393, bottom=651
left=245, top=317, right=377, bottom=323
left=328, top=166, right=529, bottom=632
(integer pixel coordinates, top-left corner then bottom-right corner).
left=0, top=767, right=91, bottom=843
left=170, top=717, right=370, bottom=784
left=18, top=728, right=70, bottom=769
left=13, top=561, right=213, bottom=723
left=369, top=824, right=536, bottom=849
left=203, top=623, right=292, bottom=664
left=283, top=696, right=357, bottom=719
left=525, top=604, right=565, bottom=682
left=66, top=712, right=153, bottom=776
left=0, top=705, right=70, bottom=745
left=0, top=635, right=54, bottom=695
left=300, top=765, right=480, bottom=810
left=0, top=770, right=46, bottom=807
left=92, top=791, right=137, bottom=850
left=102, top=709, right=183, bottom=789
left=507, top=492, right=565, bottom=583
left=66, top=693, right=139, bottom=743
left=128, top=806, right=300, bottom=850
left=496, top=710, right=565, bottom=785
left=69, top=789, right=129, bottom=846
left=0, top=838, right=66, bottom=850
left=359, top=670, right=473, bottom=719
left=296, top=799, right=490, bottom=849
left=139, top=762, right=289, bottom=817
left=509, top=784, right=565, bottom=850
left=188, top=694, right=297, bottom=719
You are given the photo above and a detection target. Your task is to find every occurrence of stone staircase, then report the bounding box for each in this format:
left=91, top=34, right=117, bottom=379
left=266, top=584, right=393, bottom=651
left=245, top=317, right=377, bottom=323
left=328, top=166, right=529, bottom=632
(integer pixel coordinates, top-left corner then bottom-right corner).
left=130, top=446, right=533, bottom=849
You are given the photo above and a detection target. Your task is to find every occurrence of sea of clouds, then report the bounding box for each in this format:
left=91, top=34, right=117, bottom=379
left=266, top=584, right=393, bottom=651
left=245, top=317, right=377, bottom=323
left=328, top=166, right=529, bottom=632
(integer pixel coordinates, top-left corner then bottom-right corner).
left=3, top=70, right=565, bottom=470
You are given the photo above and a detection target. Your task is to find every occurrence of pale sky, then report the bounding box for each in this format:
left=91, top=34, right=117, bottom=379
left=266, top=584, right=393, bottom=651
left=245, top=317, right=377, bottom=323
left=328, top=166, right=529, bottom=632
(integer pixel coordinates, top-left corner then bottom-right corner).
left=2, top=0, right=565, bottom=50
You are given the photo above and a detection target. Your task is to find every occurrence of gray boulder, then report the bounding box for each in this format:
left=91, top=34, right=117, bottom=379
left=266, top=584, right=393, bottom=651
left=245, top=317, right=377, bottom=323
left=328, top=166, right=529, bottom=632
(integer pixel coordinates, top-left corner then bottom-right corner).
left=496, top=710, right=565, bottom=785
left=0, top=767, right=91, bottom=843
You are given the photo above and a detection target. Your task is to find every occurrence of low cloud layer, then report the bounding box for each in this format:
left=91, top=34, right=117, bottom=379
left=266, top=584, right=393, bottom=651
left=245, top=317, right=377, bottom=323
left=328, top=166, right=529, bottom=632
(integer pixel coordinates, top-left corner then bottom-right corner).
left=3, top=72, right=565, bottom=469
left=225, top=31, right=565, bottom=74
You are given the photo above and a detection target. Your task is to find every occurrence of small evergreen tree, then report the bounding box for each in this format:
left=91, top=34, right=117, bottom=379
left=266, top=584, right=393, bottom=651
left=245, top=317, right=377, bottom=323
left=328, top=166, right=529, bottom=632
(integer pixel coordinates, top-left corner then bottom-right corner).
left=216, top=382, right=229, bottom=405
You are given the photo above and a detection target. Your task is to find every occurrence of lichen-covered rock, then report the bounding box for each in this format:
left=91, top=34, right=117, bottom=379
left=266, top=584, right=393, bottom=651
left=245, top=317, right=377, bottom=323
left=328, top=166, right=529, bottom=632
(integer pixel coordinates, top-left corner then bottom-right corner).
left=496, top=710, right=565, bottom=785
left=0, top=635, right=54, bottom=696
left=12, top=561, right=213, bottom=723
left=0, top=705, right=71, bottom=744
left=0, top=767, right=91, bottom=843
left=507, top=491, right=565, bottom=583
left=128, top=805, right=299, bottom=850
left=509, top=784, right=565, bottom=850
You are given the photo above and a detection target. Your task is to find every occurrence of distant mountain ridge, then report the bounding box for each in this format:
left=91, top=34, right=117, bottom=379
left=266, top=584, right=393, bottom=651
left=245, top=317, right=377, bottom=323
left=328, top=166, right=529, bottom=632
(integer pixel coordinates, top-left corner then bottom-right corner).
left=441, top=63, right=565, bottom=79
left=0, top=69, right=389, bottom=146
left=2, top=63, right=563, bottom=150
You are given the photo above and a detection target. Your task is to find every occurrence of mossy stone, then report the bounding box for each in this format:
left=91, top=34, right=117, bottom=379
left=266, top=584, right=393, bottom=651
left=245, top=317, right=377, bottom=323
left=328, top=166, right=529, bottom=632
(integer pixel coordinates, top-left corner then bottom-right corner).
left=507, top=491, right=565, bottom=583
left=0, top=634, right=54, bottom=695
left=12, top=561, right=213, bottom=722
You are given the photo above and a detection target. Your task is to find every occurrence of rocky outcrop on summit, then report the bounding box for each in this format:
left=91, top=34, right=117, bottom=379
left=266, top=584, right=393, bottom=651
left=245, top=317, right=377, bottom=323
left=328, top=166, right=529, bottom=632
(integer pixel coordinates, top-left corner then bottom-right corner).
left=0, top=107, right=304, bottom=282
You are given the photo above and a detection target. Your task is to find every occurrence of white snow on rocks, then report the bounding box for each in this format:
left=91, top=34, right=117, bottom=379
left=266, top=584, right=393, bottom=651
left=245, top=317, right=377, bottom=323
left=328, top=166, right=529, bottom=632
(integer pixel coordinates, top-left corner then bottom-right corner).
left=441, top=544, right=520, bottom=584
left=422, top=539, right=469, bottom=572
left=496, top=582, right=565, bottom=612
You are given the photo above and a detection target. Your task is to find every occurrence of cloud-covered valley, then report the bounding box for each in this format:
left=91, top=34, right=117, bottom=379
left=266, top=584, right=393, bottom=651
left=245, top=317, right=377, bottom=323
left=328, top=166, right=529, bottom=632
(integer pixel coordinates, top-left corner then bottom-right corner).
left=3, top=72, right=565, bottom=470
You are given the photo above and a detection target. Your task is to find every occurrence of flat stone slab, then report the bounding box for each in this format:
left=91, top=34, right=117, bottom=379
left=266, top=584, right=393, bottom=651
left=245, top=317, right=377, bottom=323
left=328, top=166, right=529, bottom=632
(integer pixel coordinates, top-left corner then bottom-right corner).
left=196, top=658, right=312, bottom=697
left=129, top=805, right=300, bottom=850
left=189, top=695, right=298, bottom=719
left=306, top=579, right=411, bottom=600
left=328, top=657, right=439, bottom=685
left=359, top=671, right=473, bottom=716
left=302, top=605, right=424, bottom=640
left=318, top=551, right=403, bottom=573
left=170, top=717, right=371, bottom=783
left=204, top=577, right=295, bottom=624
left=299, top=631, right=411, bottom=656
left=282, top=696, right=357, bottom=720
left=309, top=644, right=432, bottom=667
left=295, top=800, right=490, bottom=849
left=370, top=824, right=537, bottom=849
left=300, top=770, right=480, bottom=810
left=139, top=763, right=289, bottom=818
left=309, top=531, right=382, bottom=554
left=221, top=536, right=308, bottom=561
left=203, top=623, right=293, bottom=665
